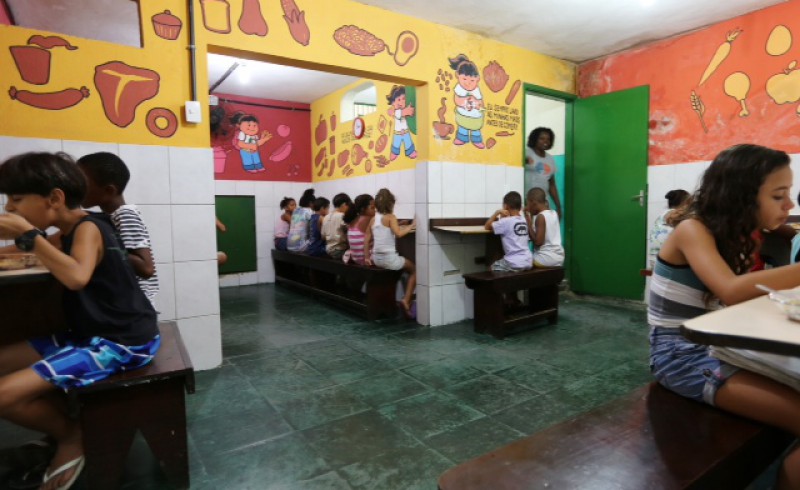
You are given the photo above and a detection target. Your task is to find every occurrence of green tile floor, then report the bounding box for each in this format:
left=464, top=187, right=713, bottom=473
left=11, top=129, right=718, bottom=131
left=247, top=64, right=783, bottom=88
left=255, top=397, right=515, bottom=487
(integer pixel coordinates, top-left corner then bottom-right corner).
left=0, top=284, right=774, bottom=489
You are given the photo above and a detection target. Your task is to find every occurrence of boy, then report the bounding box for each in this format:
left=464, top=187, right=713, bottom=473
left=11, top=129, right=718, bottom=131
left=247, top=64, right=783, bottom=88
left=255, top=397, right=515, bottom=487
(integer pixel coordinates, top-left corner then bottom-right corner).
left=0, top=152, right=160, bottom=490
left=77, top=152, right=159, bottom=307
left=485, top=191, right=533, bottom=272
left=525, top=187, right=564, bottom=268
left=322, top=193, right=351, bottom=260
left=306, top=196, right=330, bottom=257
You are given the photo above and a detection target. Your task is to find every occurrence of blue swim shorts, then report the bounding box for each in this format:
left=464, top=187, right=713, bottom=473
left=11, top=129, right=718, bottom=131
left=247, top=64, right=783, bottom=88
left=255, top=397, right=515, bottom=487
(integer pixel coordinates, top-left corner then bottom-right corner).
left=29, top=334, right=161, bottom=391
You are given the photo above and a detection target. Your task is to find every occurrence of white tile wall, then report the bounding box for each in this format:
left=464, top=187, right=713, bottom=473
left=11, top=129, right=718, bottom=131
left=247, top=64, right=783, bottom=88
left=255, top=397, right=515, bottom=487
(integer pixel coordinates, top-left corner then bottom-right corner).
left=0, top=138, right=222, bottom=370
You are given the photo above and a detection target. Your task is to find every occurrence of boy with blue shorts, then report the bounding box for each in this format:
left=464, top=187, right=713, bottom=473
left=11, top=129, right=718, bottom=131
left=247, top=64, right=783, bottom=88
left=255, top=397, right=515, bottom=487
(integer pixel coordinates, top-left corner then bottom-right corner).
left=0, top=152, right=160, bottom=490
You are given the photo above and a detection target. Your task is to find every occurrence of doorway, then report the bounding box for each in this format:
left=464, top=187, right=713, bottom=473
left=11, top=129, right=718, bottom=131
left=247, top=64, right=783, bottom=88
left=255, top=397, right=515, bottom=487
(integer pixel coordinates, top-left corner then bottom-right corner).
left=524, top=84, right=650, bottom=300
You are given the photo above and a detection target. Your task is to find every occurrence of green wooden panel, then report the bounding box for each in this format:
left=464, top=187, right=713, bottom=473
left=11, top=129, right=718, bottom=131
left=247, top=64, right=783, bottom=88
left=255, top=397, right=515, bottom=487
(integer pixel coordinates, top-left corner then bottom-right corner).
left=215, top=196, right=257, bottom=275
left=571, top=86, right=649, bottom=299
left=406, top=85, right=417, bottom=134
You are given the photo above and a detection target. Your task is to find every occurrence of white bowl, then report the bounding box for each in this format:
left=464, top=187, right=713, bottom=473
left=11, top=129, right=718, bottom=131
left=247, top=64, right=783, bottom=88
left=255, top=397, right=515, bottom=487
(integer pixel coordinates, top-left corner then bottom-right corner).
left=768, top=290, right=800, bottom=322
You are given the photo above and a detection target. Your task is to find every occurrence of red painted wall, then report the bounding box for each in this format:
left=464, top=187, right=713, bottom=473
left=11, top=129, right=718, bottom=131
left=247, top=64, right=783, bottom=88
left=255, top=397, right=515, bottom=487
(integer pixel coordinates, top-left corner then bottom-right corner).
left=578, top=2, right=800, bottom=166
left=211, top=93, right=311, bottom=182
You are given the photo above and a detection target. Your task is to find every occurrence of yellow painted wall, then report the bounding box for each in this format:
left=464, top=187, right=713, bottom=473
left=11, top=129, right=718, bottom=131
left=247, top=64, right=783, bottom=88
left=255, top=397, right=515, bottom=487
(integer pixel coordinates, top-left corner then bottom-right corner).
left=1, top=0, right=575, bottom=163
left=310, top=78, right=424, bottom=181
left=197, top=0, right=575, bottom=178
left=1, top=1, right=204, bottom=147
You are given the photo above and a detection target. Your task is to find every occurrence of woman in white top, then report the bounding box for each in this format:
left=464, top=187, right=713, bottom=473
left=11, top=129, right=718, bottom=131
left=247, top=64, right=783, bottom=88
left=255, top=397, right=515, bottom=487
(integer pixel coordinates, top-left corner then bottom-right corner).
left=370, top=188, right=416, bottom=318
left=524, top=127, right=562, bottom=218
left=526, top=188, right=564, bottom=268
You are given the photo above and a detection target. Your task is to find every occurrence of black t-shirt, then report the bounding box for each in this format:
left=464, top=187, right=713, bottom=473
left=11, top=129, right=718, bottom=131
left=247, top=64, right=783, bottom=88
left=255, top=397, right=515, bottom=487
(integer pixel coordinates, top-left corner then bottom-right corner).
left=60, top=213, right=158, bottom=345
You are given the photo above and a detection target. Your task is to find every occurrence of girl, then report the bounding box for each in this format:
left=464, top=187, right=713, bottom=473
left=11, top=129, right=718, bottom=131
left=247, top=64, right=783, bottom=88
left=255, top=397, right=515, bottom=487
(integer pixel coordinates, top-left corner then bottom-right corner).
left=343, top=194, right=375, bottom=266
left=650, top=144, right=800, bottom=489
left=449, top=54, right=485, bottom=148
left=306, top=197, right=330, bottom=258
left=274, top=197, right=296, bottom=251
left=524, top=127, right=562, bottom=219
left=287, top=189, right=315, bottom=253
left=648, top=189, right=689, bottom=267
left=370, top=188, right=416, bottom=318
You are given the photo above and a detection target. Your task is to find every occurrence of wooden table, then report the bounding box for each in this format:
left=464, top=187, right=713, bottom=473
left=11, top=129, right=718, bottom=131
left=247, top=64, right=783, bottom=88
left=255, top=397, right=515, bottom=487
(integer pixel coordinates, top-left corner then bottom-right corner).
left=681, top=295, right=800, bottom=357
left=0, top=266, right=65, bottom=345
left=430, top=218, right=503, bottom=265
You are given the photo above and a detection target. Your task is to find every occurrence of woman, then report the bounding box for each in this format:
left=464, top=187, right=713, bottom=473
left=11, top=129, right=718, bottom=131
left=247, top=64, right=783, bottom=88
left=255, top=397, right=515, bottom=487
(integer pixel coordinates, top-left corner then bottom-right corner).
left=524, top=127, right=561, bottom=218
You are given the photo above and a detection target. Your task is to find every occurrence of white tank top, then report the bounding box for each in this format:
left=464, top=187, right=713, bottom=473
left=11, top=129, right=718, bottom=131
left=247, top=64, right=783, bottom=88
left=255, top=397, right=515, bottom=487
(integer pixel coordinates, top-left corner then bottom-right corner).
left=372, top=213, right=396, bottom=254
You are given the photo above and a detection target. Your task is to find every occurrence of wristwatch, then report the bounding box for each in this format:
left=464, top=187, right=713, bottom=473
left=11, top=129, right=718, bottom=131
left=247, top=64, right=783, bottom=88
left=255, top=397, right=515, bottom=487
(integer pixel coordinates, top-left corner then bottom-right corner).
left=15, top=228, right=47, bottom=252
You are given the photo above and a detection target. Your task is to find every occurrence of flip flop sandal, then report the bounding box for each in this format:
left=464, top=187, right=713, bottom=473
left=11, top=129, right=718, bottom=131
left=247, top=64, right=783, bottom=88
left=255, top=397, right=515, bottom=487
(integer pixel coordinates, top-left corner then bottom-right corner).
left=42, top=455, right=85, bottom=490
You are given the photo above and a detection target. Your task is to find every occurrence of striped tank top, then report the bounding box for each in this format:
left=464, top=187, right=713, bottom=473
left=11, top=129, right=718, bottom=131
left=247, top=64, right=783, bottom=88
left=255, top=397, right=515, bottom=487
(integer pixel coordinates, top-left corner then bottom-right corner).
left=648, top=257, right=721, bottom=329
left=347, top=223, right=367, bottom=265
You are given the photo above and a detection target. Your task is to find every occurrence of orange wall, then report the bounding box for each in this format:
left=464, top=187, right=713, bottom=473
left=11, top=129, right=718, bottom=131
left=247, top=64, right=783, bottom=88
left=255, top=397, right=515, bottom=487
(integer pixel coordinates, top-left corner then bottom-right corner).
left=578, top=2, right=800, bottom=166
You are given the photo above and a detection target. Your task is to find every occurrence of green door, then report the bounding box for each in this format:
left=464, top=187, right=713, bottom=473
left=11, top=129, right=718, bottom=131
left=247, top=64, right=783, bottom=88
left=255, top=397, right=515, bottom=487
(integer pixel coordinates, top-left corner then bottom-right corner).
left=570, top=86, right=649, bottom=299
left=215, top=195, right=257, bottom=274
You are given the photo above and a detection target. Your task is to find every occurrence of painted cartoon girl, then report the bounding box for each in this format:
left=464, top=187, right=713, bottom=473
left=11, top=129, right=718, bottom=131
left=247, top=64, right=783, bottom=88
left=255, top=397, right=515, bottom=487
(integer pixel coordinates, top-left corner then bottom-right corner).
left=231, top=113, right=272, bottom=173
left=449, top=54, right=484, bottom=149
left=386, top=85, right=417, bottom=161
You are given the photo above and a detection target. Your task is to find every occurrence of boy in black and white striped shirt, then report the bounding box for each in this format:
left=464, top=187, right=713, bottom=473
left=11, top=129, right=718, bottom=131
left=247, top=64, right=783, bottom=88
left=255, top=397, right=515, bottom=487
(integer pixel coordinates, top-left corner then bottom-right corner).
left=77, top=152, right=159, bottom=306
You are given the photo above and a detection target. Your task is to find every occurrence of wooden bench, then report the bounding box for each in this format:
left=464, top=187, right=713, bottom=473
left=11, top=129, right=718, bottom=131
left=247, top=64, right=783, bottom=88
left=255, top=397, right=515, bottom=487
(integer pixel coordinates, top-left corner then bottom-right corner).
left=463, top=267, right=565, bottom=339
left=439, top=383, right=795, bottom=490
left=272, top=249, right=403, bottom=320
left=75, top=321, right=195, bottom=490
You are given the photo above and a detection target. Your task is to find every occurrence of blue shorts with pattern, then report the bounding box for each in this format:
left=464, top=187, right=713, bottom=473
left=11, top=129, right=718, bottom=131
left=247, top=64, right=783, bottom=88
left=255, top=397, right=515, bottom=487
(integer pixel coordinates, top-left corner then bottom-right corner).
left=29, top=334, right=161, bottom=391
left=649, top=326, right=739, bottom=406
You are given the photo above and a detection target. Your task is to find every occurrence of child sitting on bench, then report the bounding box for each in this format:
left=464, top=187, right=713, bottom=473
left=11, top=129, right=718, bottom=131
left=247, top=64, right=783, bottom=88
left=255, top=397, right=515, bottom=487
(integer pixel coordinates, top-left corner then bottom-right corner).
left=525, top=187, right=564, bottom=268
left=0, top=152, right=160, bottom=490
left=485, top=191, right=533, bottom=272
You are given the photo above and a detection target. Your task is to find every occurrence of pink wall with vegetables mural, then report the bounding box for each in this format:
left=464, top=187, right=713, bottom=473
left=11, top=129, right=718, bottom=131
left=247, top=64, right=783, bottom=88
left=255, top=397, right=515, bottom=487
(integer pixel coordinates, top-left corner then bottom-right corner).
left=578, top=1, right=800, bottom=166
left=210, top=93, right=311, bottom=182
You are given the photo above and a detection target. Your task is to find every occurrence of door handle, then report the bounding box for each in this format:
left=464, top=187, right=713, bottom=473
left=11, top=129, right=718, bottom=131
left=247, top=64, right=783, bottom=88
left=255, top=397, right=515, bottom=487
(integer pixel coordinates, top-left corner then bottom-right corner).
left=630, top=190, right=645, bottom=207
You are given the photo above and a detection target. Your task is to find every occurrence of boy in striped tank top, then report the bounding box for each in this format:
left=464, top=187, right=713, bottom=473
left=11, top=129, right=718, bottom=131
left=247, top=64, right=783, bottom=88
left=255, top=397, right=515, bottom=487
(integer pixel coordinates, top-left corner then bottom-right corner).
left=650, top=145, right=800, bottom=488
left=78, top=152, right=159, bottom=307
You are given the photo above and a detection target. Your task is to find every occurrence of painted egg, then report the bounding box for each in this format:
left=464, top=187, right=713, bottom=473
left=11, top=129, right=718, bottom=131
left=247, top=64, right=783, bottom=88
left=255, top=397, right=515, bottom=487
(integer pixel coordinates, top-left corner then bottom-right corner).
left=277, top=124, right=291, bottom=137
left=767, top=25, right=792, bottom=56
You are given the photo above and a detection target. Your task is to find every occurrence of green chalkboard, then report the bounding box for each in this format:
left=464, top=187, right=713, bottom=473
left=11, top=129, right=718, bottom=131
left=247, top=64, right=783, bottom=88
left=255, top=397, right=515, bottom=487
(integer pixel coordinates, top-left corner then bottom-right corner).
left=215, top=195, right=257, bottom=274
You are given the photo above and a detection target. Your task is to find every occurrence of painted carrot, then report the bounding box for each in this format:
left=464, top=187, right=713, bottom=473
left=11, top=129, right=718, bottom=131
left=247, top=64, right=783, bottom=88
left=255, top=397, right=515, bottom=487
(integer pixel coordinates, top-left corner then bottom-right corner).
left=699, top=28, right=742, bottom=86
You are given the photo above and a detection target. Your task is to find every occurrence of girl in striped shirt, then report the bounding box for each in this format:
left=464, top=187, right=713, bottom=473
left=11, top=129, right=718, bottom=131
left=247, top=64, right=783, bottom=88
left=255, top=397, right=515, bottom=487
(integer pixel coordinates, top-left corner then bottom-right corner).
left=649, top=144, right=800, bottom=488
left=343, top=194, right=375, bottom=265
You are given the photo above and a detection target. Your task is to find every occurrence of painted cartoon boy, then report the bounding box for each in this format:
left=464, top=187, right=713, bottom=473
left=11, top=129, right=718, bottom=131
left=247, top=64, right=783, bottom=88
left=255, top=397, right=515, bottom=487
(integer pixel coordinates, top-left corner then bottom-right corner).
left=233, top=114, right=272, bottom=173
left=386, top=86, right=417, bottom=161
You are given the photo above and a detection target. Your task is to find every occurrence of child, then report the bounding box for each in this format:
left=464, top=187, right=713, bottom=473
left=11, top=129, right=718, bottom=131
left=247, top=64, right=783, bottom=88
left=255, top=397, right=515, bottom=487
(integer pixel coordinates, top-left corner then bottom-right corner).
left=0, top=152, right=160, bottom=490
left=648, top=189, right=689, bottom=267
left=485, top=191, right=533, bottom=272
left=274, top=197, right=296, bottom=251
left=77, top=152, right=159, bottom=307
left=232, top=114, right=271, bottom=173
left=322, top=193, right=351, bottom=260
left=386, top=85, right=417, bottom=161
left=343, top=194, right=375, bottom=266
left=525, top=187, right=564, bottom=268
left=287, top=189, right=315, bottom=253
left=650, top=144, right=800, bottom=489
left=370, top=188, right=416, bottom=317
left=306, top=197, right=330, bottom=257
left=449, top=53, right=485, bottom=148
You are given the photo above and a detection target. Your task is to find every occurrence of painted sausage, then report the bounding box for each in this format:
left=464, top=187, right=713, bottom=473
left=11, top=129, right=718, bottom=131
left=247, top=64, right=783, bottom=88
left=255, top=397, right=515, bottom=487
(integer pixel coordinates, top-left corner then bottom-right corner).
left=27, top=35, right=78, bottom=50
left=9, top=86, right=89, bottom=110
left=505, top=79, right=521, bottom=105
left=269, top=141, right=293, bottom=162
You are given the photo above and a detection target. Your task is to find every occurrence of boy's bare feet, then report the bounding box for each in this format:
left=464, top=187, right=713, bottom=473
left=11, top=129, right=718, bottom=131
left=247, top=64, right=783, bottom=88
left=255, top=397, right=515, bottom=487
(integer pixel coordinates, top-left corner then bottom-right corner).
left=40, top=426, right=83, bottom=490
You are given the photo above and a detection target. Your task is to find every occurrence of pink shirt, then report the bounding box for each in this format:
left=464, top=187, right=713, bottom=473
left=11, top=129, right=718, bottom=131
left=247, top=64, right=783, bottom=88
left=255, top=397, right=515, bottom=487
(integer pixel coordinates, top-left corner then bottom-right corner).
left=275, top=213, right=290, bottom=238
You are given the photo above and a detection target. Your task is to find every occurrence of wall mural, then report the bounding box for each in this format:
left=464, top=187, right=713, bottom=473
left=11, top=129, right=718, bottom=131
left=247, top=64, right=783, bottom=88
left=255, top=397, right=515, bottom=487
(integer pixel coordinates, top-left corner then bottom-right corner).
left=333, top=25, right=419, bottom=67
left=151, top=10, right=183, bottom=40
left=281, top=0, right=310, bottom=46
left=94, top=61, right=161, bottom=128
left=239, top=0, right=268, bottom=37
left=578, top=3, right=800, bottom=166
left=212, top=97, right=310, bottom=181
left=434, top=54, right=520, bottom=151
